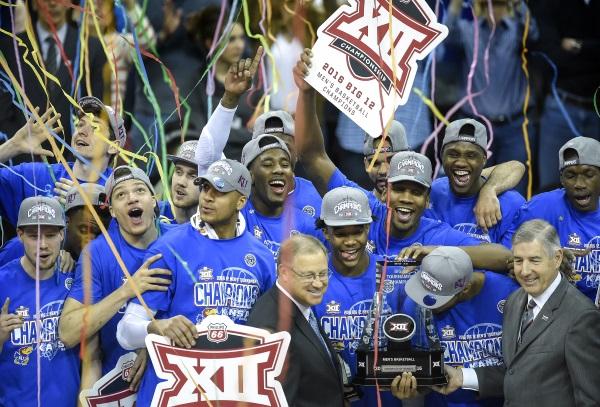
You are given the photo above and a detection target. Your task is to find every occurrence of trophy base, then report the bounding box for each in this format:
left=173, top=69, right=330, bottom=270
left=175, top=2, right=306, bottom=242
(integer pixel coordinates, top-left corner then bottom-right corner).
left=353, top=348, right=447, bottom=387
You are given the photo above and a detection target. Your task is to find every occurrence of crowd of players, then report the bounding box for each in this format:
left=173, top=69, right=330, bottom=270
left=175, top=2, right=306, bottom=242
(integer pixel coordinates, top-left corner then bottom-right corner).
left=0, top=38, right=600, bottom=407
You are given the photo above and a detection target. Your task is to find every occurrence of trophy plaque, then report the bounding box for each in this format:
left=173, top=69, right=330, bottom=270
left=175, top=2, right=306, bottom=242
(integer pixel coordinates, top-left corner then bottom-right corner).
left=353, top=259, right=447, bottom=386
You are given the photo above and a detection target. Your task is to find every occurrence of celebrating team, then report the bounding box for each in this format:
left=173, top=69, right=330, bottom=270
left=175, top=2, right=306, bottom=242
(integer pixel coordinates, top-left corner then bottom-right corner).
left=0, top=45, right=599, bottom=407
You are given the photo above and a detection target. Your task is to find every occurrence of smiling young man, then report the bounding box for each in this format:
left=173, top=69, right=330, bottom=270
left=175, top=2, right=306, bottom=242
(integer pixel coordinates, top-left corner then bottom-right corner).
left=59, top=166, right=173, bottom=378
left=116, top=158, right=275, bottom=406
left=293, top=50, right=513, bottom=270
left=313, top=186, right=405, bottom=406
left=505, top=137, right=600, bottom=301
left=0, top=96, right=125, bottom=227
left=0, top=197, right=81, bottom=407
left=428, top=119, right=525, bottom=245
left=252, top=110, right=323, bottom=219
left=240, top=134, right=322, bottom=257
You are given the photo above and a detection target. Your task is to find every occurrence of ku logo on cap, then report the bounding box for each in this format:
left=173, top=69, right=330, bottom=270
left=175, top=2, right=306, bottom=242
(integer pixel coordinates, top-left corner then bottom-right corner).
left=238, top=175, right=248, bottom=189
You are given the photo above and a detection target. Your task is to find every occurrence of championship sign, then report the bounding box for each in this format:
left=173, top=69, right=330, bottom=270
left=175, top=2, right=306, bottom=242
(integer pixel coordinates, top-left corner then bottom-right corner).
left=305, top=0, right=447, bottom=138
left=145, top=315, right=291, bottom=406
left=79, top=352, right=138, bottom=406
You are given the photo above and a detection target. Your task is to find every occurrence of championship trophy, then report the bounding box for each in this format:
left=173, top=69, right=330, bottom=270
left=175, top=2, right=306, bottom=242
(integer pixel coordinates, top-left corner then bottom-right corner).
left=353, top=258, right=446, bottom=386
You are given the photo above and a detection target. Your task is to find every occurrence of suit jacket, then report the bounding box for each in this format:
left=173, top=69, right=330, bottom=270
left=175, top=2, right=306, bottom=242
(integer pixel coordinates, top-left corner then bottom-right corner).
left=0, top=24, right=105, bottom=148
left=476, top=276, right=600, bottom=406
left=247, top=286, right=345, bottom=407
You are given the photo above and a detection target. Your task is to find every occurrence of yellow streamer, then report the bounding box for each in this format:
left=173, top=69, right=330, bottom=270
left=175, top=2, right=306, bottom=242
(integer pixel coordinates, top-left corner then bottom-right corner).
left=413, top=87, right=450, bottom=126
left=520, top=8, right=534, bottom=199
left=0, top=55, right=158, bottom=324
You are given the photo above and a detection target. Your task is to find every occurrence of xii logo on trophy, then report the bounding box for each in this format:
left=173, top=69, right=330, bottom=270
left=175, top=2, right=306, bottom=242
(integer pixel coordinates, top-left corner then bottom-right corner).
left=146, top=315, right=291, bottom=407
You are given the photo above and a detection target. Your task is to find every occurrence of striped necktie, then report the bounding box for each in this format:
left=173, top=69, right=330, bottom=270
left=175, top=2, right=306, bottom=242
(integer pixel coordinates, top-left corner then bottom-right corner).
left=519, top=298, right=536, bottom=342
left=44, top=37, right=58, bottom=75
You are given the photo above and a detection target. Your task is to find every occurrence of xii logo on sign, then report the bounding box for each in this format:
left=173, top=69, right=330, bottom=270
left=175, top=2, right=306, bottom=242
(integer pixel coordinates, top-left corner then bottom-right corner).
left=146, top=315, right=291, bottom=407
left=322, top=0, right=447, bottom=100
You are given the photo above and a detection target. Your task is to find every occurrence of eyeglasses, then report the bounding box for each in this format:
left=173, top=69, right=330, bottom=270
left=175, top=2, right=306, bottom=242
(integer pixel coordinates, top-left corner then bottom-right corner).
left=287, top=266, right=329, bottom=283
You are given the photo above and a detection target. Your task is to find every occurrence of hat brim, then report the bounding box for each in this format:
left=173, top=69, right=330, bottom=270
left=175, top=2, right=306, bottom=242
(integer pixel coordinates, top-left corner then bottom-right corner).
left=323, top=218, right=373, bottom=227
left=17, top=221, right=65, bottom=228
left=167, top=154, right=198, bottom=169
left=387, top=175, right=431, bottom=188
left=195, top=174, right=238, bottom=194
left=405, top=271, right=455, bottom=310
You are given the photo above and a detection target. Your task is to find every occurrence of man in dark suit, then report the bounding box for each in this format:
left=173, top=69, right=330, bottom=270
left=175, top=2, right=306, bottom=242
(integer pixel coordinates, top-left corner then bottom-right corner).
left=434, top=219, right=600, bottom=406
left=247, top=234, right=345, bottom=407
left=0, top=0, right=105, bottom=153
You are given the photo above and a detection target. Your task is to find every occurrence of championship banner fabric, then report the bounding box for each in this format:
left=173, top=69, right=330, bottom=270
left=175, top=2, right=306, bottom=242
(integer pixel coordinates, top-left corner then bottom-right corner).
left=145, top=315, right=291, bottom=407
left=305, top=0, right=447, bottom=138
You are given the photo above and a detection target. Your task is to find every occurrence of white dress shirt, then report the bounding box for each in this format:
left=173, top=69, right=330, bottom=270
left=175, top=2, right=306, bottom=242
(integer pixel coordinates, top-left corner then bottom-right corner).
left=36, top=20, right=67, bottom=66
left=276, top=280, right=311, bottom=321
left=462, top=273, right=562, bottom=391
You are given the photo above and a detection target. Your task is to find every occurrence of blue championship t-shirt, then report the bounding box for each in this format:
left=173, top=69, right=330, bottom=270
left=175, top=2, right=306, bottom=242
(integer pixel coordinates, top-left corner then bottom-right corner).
left=288, top=176, right=323, bottom=219
left=0, top=259, right=80, bottom=407
left=402, top=272, right=519, bottom=407
left=0, top=237, right=24, bottom=265
left=314, top=253, right=405, bottom=407
left=428, top=177, right=524, bottom=246
left=326, top=169, right=480, bottom=256
left=242, top=199, right=324, bottom=258
left=0, top=162, right=112, bottom=226
left=135, top=224, right=275, bottom=406
left=68, top=219, right=174, bottom=374
left=505, top=189, right=600, bottom=301
left=157, top=200, right=176, bottom=224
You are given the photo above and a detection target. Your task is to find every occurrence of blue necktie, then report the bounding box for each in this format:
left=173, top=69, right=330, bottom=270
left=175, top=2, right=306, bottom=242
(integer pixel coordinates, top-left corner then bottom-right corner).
left=309, top=310, right=332, bottom=359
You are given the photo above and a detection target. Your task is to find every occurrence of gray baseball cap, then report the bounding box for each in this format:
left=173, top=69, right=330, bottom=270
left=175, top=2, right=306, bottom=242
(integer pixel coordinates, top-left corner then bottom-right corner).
left=104, top=166, right=156, bottom=200
left=442, top=118, right=487, bottom=153
left=64, top=183, right=106, bottom=213
left=252, top=110, right=294, bottom=138
left=77, top=96, right=126, bottom=148
left=405, top=247, right=473, bottom=309
left=363, top=121, right=409, bottom=156
left=167, top=140, right=199, bottom=168
left=241, top=134, right=291, bottom=168
left=559, top=137, right=600, bottom=171
left=195, top=159, right=252, bottom=197
left=388, top=151, right=432, bottom=188
left=17, top=196, right=66, bottom=228
left=321, top=186, right=372, bottom=227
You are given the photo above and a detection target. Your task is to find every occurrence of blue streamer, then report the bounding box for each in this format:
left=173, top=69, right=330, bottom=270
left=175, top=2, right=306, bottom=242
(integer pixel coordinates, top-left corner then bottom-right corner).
left=532, top=51, right=582, bottom=138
